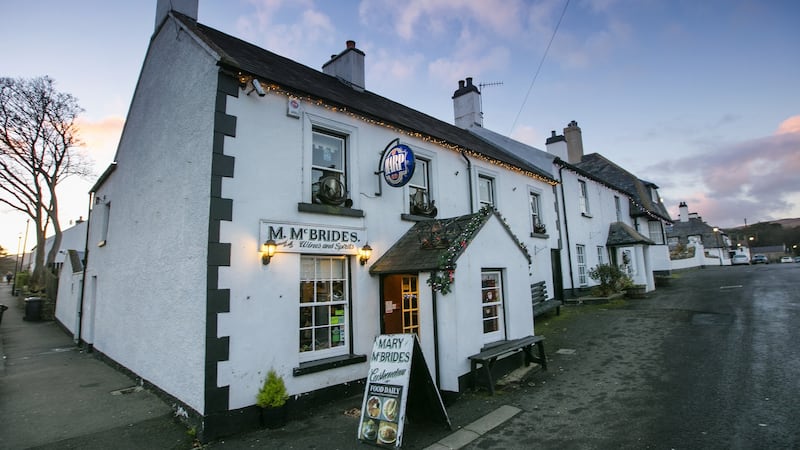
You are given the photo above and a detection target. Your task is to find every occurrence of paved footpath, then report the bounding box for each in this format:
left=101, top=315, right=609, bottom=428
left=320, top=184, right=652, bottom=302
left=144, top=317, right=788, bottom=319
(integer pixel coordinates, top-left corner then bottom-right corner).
left=0, top=283, right=530, bottom=449
left=0, top=284, right=191, bottom=449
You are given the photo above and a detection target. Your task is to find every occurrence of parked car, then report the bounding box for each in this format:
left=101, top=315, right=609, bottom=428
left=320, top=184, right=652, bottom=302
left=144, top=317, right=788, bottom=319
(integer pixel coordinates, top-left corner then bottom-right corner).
left=732, top=254, right=750, bottom=265
left=780, top=256, right=793, bottom=263
left=752, top=254, right=769, bottom=264
left=795, top=256, right=800, bottom=263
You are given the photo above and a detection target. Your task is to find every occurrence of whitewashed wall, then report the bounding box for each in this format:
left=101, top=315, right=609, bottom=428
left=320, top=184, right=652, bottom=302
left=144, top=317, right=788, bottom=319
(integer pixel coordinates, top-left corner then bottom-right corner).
left=84, top=23, right=217, bottom=414
left=557, top=169, right=633, bottom=291
left=54, top=253, right=82, bottom=339
left=216, top=77, right=550, bottom=404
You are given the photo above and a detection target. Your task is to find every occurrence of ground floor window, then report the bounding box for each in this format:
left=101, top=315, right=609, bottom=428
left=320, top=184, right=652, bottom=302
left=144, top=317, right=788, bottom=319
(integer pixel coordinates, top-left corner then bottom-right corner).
left=576, top=244, right=587, bottom=285
left=299, top=255, right=348, bottom=361
left=481, top=270, right=505, bottom=343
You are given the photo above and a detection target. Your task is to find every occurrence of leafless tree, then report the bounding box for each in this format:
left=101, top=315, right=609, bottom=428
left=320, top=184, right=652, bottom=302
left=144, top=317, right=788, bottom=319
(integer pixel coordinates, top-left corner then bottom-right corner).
left=0, top=76, right=90, bottom=288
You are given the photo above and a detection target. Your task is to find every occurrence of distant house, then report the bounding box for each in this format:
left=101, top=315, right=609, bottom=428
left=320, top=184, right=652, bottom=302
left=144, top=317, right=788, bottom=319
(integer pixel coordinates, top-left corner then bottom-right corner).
left=667, top=202, right=730, bottom=268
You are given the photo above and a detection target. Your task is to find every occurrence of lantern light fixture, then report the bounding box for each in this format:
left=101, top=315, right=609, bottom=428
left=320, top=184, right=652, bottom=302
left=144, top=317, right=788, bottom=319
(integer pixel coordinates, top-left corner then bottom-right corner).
left=261, top=239, right=277, bottom=265
left=359, top=244, right=372, bottom=266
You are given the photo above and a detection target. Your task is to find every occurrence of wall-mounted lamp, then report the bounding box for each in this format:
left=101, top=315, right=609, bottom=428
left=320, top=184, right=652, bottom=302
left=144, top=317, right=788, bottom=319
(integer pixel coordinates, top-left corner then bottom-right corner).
left=359, top=244, right=372, bottom=266
left=261, top=239, right=277, bottom=265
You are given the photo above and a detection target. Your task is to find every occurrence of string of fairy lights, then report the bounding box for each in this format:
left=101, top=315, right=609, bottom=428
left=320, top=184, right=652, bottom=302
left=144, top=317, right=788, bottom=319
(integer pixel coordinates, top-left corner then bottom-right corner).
left=237, top=73, right=667, bottom=224
left=237, top=73, right=558, bottom=187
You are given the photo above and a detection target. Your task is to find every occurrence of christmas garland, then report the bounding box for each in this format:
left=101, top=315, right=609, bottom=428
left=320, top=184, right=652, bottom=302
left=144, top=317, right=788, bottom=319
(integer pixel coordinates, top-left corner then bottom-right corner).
left=427, top=206, right=493, bottom=294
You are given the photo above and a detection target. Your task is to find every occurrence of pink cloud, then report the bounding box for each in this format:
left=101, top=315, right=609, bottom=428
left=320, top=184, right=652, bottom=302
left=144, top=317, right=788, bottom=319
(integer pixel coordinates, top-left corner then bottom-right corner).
left=776, top=115, right=800, bottom=134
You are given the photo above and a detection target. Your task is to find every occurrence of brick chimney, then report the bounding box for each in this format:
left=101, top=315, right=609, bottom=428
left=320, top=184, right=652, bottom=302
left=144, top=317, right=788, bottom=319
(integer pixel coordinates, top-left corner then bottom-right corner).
left=564, top=120, right=584, bottom=164
left=155, top=0, right=198, bottom=32
left=452, top=77, right=482, bottom=128
left=322, top=40, right=365, bottom=91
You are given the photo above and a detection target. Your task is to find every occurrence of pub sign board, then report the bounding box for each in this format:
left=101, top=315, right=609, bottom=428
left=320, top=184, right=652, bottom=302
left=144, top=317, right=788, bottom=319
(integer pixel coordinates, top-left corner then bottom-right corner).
left=358, top=334, right=450, bottom=448
left=381, top=144, right=415, bottom=188
left=260, top=220, right=364, bottom=255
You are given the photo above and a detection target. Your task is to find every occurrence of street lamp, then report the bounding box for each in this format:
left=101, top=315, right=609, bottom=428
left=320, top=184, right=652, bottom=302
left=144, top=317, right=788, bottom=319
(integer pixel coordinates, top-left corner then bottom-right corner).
left=713, top=227, right=722, bottom=265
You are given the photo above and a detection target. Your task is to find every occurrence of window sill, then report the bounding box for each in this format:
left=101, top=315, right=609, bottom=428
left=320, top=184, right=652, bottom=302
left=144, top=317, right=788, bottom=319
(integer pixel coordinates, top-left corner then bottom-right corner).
left=581, top=213, right=593, bottom=218
left=401, top=213, right=436, bottom=222
left=530, top=232, right=549, bottom=239
left=97, top=240, right=107, bottom=247
left=293, top=353, right=367, bottom=376
left=298, top=203, right=365, bottom=218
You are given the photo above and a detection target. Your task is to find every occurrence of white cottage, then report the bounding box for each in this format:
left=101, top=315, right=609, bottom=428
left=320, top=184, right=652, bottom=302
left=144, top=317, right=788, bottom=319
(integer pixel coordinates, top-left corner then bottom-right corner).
left=81, top=1, right=559, bottom=440
left=546, top=121, right=672, bottom=293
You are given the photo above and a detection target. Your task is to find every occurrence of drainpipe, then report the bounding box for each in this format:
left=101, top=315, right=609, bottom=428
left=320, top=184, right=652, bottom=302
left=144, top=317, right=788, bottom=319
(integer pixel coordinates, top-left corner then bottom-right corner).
left=77, top=191, right=94, bottom=347
left=431, top=287, right=441, bottom=388
left=460, top=151, right=474, bottom=213
left=558, top=164, right=576, bottom=297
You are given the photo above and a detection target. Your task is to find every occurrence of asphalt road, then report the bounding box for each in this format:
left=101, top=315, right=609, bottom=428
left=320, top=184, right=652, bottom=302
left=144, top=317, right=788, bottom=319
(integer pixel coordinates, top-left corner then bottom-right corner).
left=464, top=263, right=800, bottom=449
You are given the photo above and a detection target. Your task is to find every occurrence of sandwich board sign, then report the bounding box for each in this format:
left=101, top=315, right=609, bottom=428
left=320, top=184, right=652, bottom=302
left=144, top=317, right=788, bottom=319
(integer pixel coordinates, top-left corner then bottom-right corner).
left=358, top=334, right=450, bottom=448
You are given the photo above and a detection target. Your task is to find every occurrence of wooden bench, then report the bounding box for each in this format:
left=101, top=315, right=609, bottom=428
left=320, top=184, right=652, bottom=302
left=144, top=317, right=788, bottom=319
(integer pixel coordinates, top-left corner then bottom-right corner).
left=468, top=335, right=547, bottom=395
left=531, top=281, right=561, bottom=317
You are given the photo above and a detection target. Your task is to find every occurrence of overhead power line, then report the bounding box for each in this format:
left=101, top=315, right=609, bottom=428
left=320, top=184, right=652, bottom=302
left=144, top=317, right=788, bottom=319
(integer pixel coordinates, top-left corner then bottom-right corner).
left=510, top=0, right=571, bottom=135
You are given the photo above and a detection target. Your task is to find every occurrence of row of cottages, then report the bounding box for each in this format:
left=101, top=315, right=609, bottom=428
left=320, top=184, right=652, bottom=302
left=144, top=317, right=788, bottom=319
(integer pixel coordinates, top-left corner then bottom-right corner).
left=667, top=202, right=733, bottom=269
left=67, top=1, right=672, bottom=440
left=456, top=108, right=672, bottom=295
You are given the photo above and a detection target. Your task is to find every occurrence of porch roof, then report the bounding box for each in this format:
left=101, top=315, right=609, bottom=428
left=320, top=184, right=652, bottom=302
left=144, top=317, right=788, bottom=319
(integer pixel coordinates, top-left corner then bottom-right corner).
left=607, top=221, right=655, bottom=246
left=369, top=207, right=530, bottom=274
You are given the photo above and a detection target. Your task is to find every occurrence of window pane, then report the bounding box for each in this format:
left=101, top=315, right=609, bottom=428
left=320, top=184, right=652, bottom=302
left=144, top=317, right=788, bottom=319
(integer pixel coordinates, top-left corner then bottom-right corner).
left=409, top=159, right=428, bottom=189
left=299, top=256, right=349, bottom=359
left=479, top=176, right=493, bottom=205
left=312, top=132, right=344, bottom=170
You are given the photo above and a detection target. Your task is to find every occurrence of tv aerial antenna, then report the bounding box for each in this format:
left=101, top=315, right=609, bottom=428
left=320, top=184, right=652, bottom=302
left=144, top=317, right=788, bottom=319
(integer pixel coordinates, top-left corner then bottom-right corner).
left=477, top=81, right=503, bottom=120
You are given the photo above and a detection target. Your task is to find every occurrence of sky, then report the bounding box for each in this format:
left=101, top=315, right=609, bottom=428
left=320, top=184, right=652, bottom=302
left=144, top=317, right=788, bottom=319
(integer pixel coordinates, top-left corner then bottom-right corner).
left=2, top=0, right=799, bottom=254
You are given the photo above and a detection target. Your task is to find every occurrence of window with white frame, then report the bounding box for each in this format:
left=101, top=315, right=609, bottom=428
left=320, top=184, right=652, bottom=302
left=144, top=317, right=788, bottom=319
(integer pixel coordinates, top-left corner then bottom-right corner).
left=530, top=191, right=545, bottom=234
left=299, top=255, right=349, bottom=361
left=478, top=174, right=495, bottom=207
left=311, top=130, right=347, bottom=206
left=409, top=158, right=434, bottom=216
left=578, top=180, right=590, bottom=215
left=597, top=246, right=606, bottom=265
left=648, top=221, right=665, bottom=244
left=480, top=270, right=505, bottom=343
left=576, top=244, right=587, bottom=285
left=614, top=196, right=622, bottom=222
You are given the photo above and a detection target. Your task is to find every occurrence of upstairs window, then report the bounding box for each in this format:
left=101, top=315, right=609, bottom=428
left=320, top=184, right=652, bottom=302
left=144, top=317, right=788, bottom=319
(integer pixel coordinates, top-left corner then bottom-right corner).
left=311, top=130, right=347, bottom=206
left=478, top=175, right=495, bottom=207
left=648, top=221, right=665, bottom=244
left=409, top=158, right=436, bottom=217
left=614, top=196, right=622, bottom=222
left=578, top=180, right=590, bottom=215
left=530, top=191, right=545, bottom=234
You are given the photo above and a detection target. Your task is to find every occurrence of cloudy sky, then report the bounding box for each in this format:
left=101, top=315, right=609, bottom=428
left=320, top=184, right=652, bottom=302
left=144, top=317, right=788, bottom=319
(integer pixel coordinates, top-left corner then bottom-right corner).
left=2, top=0, right=798, bottom=253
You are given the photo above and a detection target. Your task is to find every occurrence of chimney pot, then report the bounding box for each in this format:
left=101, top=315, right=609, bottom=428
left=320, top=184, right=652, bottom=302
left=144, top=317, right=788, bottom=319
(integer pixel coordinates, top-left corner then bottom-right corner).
left=346, top=40, right=356, bottom=49
left=466, top=77, right=473, bottom=86
left=458, top=80, right=465, bottom=88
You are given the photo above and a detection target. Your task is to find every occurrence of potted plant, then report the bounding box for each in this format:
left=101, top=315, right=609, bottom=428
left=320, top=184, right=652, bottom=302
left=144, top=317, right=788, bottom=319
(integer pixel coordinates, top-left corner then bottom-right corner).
left=256, top=369, right=289, bottom=428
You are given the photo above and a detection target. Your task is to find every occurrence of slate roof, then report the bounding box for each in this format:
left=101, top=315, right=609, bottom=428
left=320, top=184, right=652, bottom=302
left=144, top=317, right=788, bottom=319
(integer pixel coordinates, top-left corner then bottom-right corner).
left=172, top=13, right=557, bottom=185
left=575, top=153, right=673, bottom=223
left=606, top=221, right=655, bottom=246
left=467, top=126, right=557, bottom=178
left=369, top=208, right=530, bottom=274
left=667, top=219, right=726, bottom=248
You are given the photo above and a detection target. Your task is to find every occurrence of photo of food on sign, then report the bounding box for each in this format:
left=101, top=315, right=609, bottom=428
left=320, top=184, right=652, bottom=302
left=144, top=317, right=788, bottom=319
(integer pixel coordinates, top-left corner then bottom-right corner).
left=382, top=398, right=398, bottom=421
left=367, top=396, right=381, bottom=419
left=378, top=421, right=398, bottom=444
left=361, top=419, right=378, bottom=441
